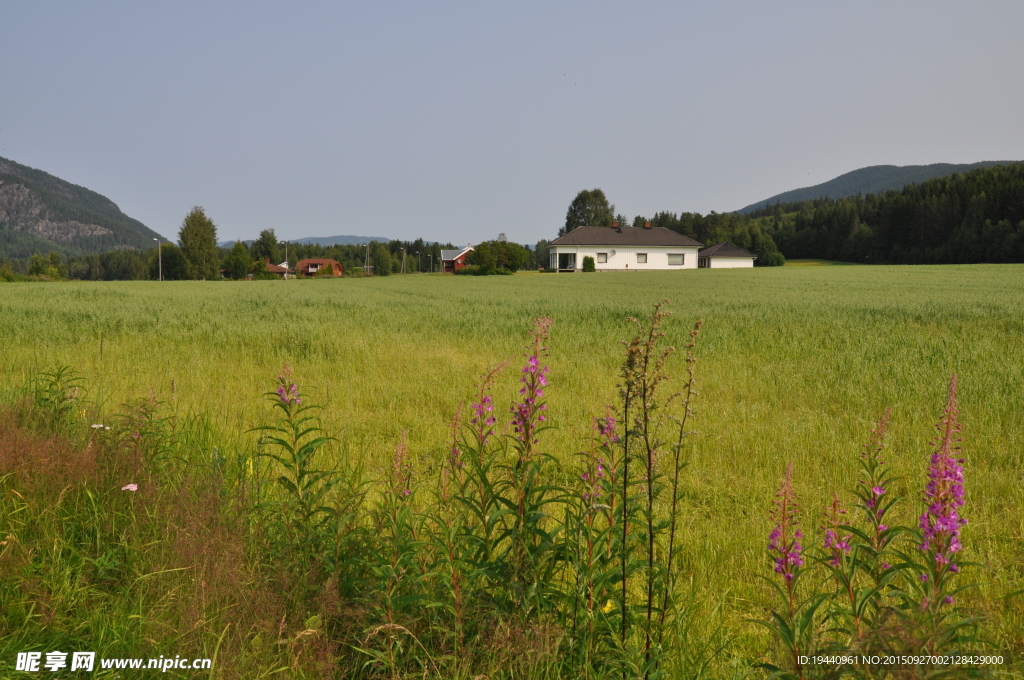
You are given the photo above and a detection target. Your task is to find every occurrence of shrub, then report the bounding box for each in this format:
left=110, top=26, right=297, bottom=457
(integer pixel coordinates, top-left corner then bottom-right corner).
left=582, top=256, right=595, bottom=272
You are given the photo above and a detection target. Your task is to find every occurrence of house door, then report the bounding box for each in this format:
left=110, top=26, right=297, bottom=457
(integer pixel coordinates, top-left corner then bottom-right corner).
left=558, top=253, right=576, bottom=270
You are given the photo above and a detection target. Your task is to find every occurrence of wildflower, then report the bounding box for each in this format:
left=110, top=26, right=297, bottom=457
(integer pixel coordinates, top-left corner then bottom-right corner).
left=943, top=595, right=954, bottom=605
left=602, top=599, right=615, bottom=614
left=510, top=317, right=553, bottom=456
left=823, top=494, right=852, bottom=567
left=121, top=483, right=138, bottom=492
left=769, top=462, right=803, bottom=582
left=597, top=409, right=619, bottom=444
left=275, top=365, right=302, bottom=406
left=918, top=375, right=967, bottom=574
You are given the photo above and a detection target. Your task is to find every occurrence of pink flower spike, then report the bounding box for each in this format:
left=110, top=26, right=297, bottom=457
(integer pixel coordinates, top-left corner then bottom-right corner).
left=121, top=483, right=138, bottom=492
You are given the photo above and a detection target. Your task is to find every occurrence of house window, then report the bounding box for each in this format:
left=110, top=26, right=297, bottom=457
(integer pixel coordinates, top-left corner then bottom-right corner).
left=668, top=253, right=685, bottom=266
left=597, top=253, right=608, bottom=263
left=636, top=253, right=648, bottom=264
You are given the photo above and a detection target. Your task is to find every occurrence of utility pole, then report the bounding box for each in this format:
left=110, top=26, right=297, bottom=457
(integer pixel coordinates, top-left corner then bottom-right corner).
left=153, top=238, right=161, bottom=281
left=365, top=243, right=370, bottom=273
left=401, top=247, right=406, bottom=274
left=416, top=251, right=421, bottom=272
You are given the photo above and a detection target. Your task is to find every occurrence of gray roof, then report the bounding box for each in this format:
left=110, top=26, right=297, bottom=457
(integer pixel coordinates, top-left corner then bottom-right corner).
left=441, top=246, right=473, bottom=260
left=698, top=242, right=758, bottom=258
left=549, top=226, right=703, bottom=247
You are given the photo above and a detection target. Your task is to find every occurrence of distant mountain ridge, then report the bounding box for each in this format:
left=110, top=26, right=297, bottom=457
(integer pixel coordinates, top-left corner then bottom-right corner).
left=293, top=235, right=391, bottom=246
left=218, top=235, right=392, bottom=249
left=737, top=161, right=1023, bottom=214
left=0, top=155, right=161, bottom=258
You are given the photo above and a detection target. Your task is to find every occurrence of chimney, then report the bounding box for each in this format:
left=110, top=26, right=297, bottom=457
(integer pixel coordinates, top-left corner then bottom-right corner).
left=612, top=221, right=619, bottom=227
left=644, top=221, right=652, bottom=229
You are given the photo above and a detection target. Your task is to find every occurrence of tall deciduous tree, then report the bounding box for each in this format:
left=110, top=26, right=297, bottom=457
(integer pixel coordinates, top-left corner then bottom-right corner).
left=251, top=229, right=280, bottom=264
left=178, top=206, right=219, bottom=280
left=370, top=242, right=393, bottom=276
left=467, top=240, right=529, bottom=272
left=222, top=241, right=252, bottom=280
left=561, top=189, right=615, bottom=236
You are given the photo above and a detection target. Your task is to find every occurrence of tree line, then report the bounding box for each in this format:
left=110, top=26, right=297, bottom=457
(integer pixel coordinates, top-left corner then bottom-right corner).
left=750, top=163, right=1024, bottom=263
left=1, top=207, right=470, bottom=281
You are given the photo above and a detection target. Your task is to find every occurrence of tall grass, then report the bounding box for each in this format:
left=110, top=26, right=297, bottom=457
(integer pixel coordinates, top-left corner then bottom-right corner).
left=1, top=266, right=1022, bottom=676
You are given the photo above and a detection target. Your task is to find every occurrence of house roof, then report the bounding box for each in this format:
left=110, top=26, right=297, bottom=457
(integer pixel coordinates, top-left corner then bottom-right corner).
left=441, top=246, right=473, bottom=261
left=296, top=258, right=342, bottom=268
left=698, top=242, right=757, bottom=258
left=265, top=261, right=291, bottom=273
left=549, top=226, right=703, bottom=248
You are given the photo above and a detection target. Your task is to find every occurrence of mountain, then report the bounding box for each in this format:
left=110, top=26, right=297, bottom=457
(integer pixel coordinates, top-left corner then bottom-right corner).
left=218, top=235, right=392, bottom=249
left=737, top=161, right=1023, bottom=214
left=0, top=156, right=162, bottom=258
left=293, top=235, right=391, bottom=246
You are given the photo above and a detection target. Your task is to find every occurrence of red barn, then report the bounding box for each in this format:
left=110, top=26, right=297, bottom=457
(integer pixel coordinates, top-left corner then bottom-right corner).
left=441, top=245, right=473, bottom=273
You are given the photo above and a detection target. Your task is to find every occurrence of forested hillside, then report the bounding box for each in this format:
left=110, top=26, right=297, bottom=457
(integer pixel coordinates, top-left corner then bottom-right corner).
left=0, top=156, right=161, bottom=258
left=753, top=163, right=1024, bottom=264
left=737, top=161, right=1021, bottom=213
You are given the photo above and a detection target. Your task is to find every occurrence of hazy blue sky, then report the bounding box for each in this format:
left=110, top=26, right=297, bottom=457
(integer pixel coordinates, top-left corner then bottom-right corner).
left=3, top=1, right=1023, bottom=244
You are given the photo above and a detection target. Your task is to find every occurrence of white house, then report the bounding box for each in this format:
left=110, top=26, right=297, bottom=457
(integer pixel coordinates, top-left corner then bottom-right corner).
left=697, top=242, right=757, bottom=268
left=547, top=225, right=703, bottom=271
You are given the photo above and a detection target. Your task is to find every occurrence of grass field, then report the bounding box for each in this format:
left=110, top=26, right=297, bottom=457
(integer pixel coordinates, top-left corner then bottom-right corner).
left=1, top=266, right=1022, bottom=677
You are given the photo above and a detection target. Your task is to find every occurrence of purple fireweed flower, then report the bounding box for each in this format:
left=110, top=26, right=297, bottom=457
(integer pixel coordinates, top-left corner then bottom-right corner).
left=510, top=317, right=553, bottom=456
left=823, top=494, right=852, bottom=567
left=918, top=375, right=967, bottom=573
left=597, top=410, right=620, bottom=444
left=470, top=394, right=497, bottom=445
left=769, top=463, right=803, bottom=582
left=276, top=367, right=302, bottom=406
left=872, top=486, right=886, bottom=497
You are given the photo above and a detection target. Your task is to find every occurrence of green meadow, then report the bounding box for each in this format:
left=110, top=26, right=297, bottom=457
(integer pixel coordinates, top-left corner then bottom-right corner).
left=1, top=265, right=1022, bottom=677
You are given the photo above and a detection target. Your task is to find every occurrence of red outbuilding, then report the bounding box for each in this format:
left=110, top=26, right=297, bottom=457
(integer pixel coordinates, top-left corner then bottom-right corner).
left=296, top=258, right=344, bottom=277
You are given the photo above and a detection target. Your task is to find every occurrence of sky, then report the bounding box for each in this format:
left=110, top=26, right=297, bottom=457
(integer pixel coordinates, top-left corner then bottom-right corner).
left=2, top=1, right=1023, bottom=245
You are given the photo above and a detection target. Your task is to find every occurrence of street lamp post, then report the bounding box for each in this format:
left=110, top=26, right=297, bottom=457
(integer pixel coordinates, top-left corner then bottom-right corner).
left=429, top=254, right=432, bottom=274
left=416, top=251, right=420, bottom=272
left=153, top=238, right=161, bottom=281
left=281, top=241, right=289, bottom=278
